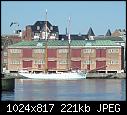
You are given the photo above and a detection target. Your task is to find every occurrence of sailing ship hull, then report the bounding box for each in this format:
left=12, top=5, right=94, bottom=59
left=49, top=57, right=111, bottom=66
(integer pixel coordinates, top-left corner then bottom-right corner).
left=19, top=72, right=87, bottom=80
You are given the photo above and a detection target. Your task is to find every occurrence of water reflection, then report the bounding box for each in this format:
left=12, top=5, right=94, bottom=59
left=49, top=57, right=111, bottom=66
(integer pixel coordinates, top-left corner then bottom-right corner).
left=121, top=79, right=126, bottom=100
left=2, top=79, right=126, bottom=101
left=1, top=91, right=15, bottom=101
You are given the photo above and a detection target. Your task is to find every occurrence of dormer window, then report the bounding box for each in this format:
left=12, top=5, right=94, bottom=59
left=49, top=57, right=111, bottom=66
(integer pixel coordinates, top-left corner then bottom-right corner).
left=37, top=26, right=40, bottom=30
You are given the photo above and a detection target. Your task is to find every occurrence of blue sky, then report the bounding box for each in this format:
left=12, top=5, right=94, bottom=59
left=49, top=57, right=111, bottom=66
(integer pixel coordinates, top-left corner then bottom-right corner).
left=1, top=1, right=126, bottom=35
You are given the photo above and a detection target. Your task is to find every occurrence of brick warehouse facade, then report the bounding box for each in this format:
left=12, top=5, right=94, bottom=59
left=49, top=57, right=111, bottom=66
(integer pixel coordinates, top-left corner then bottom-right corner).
left=1, top=35, right=22, bottom=69
left=7, top=40, right=124, bottom=73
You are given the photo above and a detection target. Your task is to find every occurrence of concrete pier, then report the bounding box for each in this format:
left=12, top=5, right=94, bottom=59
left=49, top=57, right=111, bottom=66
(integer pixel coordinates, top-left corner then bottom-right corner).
left=86, top=73, right=126, bottom=79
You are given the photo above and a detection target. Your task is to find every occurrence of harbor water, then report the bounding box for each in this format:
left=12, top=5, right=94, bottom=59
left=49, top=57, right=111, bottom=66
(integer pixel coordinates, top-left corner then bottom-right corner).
left=1, top=79, right=126, bottom=101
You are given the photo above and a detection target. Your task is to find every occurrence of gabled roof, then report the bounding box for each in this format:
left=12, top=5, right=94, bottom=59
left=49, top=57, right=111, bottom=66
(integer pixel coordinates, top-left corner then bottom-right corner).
left=87, top=27, right=95, bottom=36
left=35, top=21, right=52, bottom=28
left=31, top=21, right=52, bottom=32
left=26, top=21, right=59, bottom=33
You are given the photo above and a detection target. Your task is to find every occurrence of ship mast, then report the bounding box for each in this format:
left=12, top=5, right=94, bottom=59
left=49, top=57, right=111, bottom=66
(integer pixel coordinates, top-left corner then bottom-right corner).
left=45, top=9, right=48, bottom=73
left=68, top=17, right=71, bottom=71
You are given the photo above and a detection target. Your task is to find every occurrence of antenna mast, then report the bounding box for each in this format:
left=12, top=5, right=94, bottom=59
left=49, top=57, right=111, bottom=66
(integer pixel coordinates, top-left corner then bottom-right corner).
left=45, top=9, right=48, bottom=73
left=45, top=9, right=48, bottom=40
left=68, top=17, right=71, bottom=71
left=68, top=17, right=71, bottom=44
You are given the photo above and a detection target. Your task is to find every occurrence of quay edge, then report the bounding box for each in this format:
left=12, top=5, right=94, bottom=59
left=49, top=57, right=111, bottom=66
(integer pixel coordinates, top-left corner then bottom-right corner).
left=86, top=73, right=126, bottom=79
left=1, top=74, right=15, bottom=91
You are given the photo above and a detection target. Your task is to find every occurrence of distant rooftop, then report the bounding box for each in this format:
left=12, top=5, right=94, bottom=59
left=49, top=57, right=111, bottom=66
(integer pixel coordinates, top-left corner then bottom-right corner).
left=94, top=36, right=124, bottom=41
left=87, top=27, right=95, bottom=36
left=26, top=21, right=59, bottom=33
left=105, top=29, right=111, bottom=36
left=59, top=34, right=88, bottom=40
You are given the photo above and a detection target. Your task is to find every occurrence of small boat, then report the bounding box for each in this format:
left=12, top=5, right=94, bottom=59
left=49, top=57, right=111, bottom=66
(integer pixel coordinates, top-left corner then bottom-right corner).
left=18, top=70, right=87, bottom=80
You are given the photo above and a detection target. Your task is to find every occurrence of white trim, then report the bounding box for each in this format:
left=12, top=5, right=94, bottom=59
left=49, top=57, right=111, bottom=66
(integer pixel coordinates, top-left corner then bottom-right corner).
left=8, top=46, right=45, bottom=48
left=48, top=59, right=57, bottom=61
left=22, top=59, right=33, bottom=61
left=8, top=45, right=121, bottom=49
left=84, top=46, right=121, bottom=48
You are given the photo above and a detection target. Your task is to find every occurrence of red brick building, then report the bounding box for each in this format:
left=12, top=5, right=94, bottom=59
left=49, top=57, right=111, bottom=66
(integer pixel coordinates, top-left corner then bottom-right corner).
left=1, top=35, right=22, bottom=69
left=7, top=39, right=124, bottom=73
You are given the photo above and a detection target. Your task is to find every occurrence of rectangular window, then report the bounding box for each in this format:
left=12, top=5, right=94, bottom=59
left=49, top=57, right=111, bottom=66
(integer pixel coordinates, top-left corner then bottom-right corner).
left=108, top=49, right=119, bottom=53
left=4, top=59, right=7, bottom=63
left=34, top=49, right=44, bottom=53
left=10, top=49, right=21, bottom=53
left=4, top=52, right=7, bottom=56
left=11, top=60, right=21, bottom=64
left=84, top=60, right=93, bottom=64
left=34, top=60, right=45, bottom=64
left=59, top=49, right=68, bottom=53
left=59, top=60, right=67, bottom=64
left=83, top=49, right=93, bottom=53
left=109, top=60, right=118, bottom=64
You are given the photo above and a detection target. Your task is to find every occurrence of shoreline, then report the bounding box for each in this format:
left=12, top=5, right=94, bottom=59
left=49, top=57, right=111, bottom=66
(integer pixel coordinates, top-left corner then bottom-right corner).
left=2, top=73, right=126, bottom=79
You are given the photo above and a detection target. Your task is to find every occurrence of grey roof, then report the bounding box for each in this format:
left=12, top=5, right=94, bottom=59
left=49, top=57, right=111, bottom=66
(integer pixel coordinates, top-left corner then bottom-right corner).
left=59, top=34, right=88, bottom=40
left=87, top=27, right=95, bottom=36
left=94, top=36, right=124, bottom=42
left=105, top=29, right=111, bottom=36
left=52, top=26, right=59, bottom=33
left=27, top=21, right=59, bottom=33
